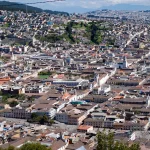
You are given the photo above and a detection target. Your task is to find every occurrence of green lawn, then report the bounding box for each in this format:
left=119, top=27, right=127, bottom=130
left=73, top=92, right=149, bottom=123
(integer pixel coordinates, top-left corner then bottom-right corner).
left=72, top=24, right=85, bottom=29
left=38, top=75, right=49, bottom=79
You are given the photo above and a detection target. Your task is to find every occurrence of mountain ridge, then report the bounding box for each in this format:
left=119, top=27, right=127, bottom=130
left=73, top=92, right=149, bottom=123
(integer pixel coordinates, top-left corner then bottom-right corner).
left=0, top=1, right=69, bottom=15
left=100, top=4, right=150, bottom=11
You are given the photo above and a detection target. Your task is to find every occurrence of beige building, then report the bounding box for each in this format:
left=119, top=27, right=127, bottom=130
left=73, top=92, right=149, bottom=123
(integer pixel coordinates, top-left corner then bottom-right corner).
left=84, top=118, right=104, bottom=128
left=3, top=108, right=31, bottom=119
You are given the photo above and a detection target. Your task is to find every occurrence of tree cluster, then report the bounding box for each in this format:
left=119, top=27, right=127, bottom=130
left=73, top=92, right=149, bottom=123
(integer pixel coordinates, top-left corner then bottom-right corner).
left=35, top=34, right=63, bottom=43
left=9, top=101, right=19, bottom=107
left=90, top=23, right=102, bottom=44
left=0, top=143, right=51, bottom=150
left=0, top=92, right=26, bottom=104
left=65, top=22, right=75, bottom=43
left=28, top=113, right=54, bottom=125
left=36, top=21, right=113, bottom=45
left=38, top=71, right=52, bottom=76
left=96, top=131, right=140, bottom=150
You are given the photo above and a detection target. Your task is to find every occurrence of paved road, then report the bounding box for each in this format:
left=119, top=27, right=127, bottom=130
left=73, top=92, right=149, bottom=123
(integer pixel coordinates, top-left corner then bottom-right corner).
left=21, top=66, right=50, bottom=80
left=2, top=117, right=29, bottom=125
left=121, top=29, right=146, bottom=52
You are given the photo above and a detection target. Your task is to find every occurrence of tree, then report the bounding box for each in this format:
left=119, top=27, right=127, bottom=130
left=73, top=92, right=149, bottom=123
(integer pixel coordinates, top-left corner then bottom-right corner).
left=31, top=113, right=38, bottom=119
left=129, top=144, right=140, bottom=150
left=19, top=143, right=51, bottom=150
left=97, top=131, right=105, bottom=150
left=17, top=94, right=26, bottom=100
left=65, top=22, right=75, bottom=43
left=96, top=131, right=140, bottom=150
left=7, top=146, right=15, bottom=150
left=66, top=23, right=72, bottom=35
left=39, top=115, right=49, bottom=125
left=49, top=119, right=54, bottom=125
left=9, top=101, right=18, bottom=107
left=89, top=22, right=103, bottom=44
left=2, top=95, right=8, bottom=103
left=38, top=71, right=52, bottom=76
left=0, top=143, right=52, bottom=150
left=28, top=96, right=35, bottom=102
left=107, top=132, right=115, bottom=150
left=80, top=22, right=84, bottom=27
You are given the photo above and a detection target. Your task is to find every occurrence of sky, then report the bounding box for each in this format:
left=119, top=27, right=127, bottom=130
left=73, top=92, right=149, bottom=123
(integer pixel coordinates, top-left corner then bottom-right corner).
left=1, top=0, right=150, bottom=13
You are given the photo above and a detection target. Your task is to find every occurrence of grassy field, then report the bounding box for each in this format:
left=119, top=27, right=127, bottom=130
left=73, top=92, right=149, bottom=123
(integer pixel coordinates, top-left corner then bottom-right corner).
left=38, top=75, right=49, bottom=79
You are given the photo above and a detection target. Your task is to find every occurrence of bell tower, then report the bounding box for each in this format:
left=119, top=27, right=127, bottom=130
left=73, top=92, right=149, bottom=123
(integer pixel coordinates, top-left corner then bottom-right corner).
left=123, top=56, right=128, bottom=68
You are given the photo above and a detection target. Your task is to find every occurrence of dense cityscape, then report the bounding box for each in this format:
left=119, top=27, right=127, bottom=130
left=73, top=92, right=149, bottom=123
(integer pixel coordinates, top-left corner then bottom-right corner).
left=0, top=1, right=150, bottom=150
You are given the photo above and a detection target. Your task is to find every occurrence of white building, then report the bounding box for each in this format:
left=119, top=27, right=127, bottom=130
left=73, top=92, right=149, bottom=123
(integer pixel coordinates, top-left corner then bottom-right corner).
left=53, top=78, right=89, bottom=88
left=31, top=108, right=56, bottom=119
left=56, top=112, right=68, bottom=123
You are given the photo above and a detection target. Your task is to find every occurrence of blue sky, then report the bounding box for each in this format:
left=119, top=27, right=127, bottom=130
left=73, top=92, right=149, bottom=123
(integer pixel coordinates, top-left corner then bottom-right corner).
left=1, top=0, right=150, bottom=13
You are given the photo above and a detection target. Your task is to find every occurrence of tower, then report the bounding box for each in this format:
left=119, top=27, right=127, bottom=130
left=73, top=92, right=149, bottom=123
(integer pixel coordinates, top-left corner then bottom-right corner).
left=94, top=74, right=99, bottom=85
left=9, top=46, right=13, bottom=52
left=146, top=95, right=150, bottom=108
left=123, top=56, right=128, bottom=68
left=11, top=52, right=17, bottom=61
left=142, top=60, right=146, bottom=71
left=32, top=36, right=36, bottom=46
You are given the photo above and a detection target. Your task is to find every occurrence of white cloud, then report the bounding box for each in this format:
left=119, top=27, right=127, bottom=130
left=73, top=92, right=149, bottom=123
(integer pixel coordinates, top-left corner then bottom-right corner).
left=59, top=0, right=150, bottom=8
left=1, top=0, right=150, bottom=11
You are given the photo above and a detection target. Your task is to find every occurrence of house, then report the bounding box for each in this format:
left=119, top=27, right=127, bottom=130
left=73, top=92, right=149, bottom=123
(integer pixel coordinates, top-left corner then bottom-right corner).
left=1, top=137, right=33, bottom=149
left=84, top=118, right=104, bottom=128
left=77, top=125, right=93, bottom=133
left=56, top=112, right=68, bottom=124
left=114, top=121, right=146, bottom=131
left=82, top=94, right=112, bottom=103
left=56, top=103, right=97, bottom=125
left=68, top=112, right=86, bottom=125
left=32, top=103, right=57, bottom=119
left=0, top=76, right=10, bottom=84
left=107, top=78, right=145, bottom=86
left=1, top=86, right=24, bottom=95
left=103, top=120, right=114, bottom=128
left=51, top=140, right=68, bottom=150
left=119, top=98, right=146, bottom=105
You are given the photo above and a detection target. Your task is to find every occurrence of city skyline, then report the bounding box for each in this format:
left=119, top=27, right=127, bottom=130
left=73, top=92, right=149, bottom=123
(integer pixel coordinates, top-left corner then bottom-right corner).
left=0, top=0, right=150, bottom=149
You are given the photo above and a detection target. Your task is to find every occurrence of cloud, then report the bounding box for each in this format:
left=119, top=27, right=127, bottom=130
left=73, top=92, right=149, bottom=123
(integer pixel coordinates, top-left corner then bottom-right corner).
left=1, top=0, right=150, bottom=12
left=5, top=0, right=150, bottom=7
left=60, top=0, right=150, bottom=8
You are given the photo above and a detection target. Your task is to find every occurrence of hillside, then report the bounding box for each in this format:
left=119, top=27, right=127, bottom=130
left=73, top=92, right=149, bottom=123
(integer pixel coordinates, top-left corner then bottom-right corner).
left=44, top=10, right=69, bottom=16
left=0, top=1, right=42, bottom=13
left=0, top=1, right=69, bottom=15
left=35, top=21, right=114, bottom=45
left=101, top=4, right=150, bottom=11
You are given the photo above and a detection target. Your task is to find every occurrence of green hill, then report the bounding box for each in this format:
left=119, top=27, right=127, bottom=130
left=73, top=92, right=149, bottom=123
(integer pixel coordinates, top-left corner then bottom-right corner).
left=45, top=10, right=69, bottom=16
left=0, top=1, right=69, bottom=15
left=0, top=1, right=42, bottom=13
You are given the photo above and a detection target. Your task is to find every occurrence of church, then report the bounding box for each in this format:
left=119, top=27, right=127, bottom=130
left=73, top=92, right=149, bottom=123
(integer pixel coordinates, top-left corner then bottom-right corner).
left=117, top=56, right=129, bottom=69
left=108, top=56, right=129, bottom=69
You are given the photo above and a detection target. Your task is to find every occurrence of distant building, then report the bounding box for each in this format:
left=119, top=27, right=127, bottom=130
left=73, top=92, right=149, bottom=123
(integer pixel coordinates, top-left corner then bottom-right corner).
left=3, top=108, right=31, bottom=119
